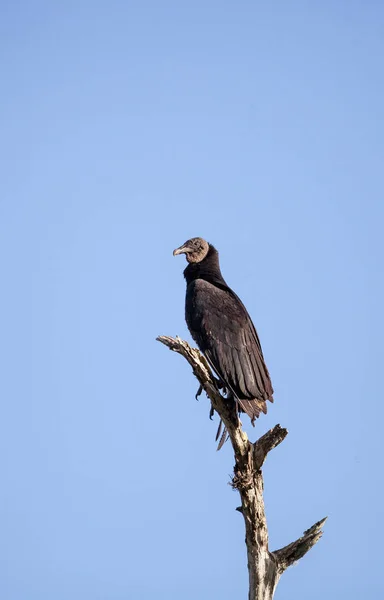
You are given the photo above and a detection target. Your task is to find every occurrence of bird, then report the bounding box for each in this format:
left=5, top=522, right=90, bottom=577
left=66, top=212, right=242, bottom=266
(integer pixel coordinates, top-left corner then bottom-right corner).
left=173, top=237, right=274, bottom=426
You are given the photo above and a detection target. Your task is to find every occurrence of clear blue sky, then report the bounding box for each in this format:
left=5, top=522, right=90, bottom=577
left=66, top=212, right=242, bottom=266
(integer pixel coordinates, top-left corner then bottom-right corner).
left=1, top=1, right=383, bottom=598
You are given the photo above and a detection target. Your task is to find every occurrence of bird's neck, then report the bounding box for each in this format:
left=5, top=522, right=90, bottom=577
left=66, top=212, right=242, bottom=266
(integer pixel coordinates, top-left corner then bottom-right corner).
left=183, top=245, right=227, bottom=286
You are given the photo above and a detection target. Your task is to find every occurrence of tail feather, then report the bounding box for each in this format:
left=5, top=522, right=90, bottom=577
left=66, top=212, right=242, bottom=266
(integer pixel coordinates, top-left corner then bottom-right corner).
left=237, top=397, right=268, bottom=425
left=216, top=426, right=229, bottom=451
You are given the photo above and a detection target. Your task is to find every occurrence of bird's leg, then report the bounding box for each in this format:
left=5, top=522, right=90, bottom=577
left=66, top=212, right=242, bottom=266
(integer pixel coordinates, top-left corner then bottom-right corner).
left=215, top=377, right=226, bottom=392
left=209, top=404, right=215, bottom=420
left=226, top=393, right=242, bottom=428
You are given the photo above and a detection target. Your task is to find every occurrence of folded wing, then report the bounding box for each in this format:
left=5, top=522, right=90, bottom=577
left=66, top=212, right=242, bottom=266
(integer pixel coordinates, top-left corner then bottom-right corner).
left=186, top=279, right=274, bottom=423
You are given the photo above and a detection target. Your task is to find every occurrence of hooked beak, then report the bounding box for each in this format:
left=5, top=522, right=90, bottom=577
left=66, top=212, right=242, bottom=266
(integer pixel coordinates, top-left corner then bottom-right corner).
left=173, top=245, right=192, bottom=256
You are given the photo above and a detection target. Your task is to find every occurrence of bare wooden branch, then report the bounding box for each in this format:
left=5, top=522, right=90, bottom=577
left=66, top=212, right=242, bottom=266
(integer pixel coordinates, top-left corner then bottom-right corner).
left=253, top=424, right=288, bottom=470
left=274, top=517, right=328, bottom=572
left=157, top=335, right=249, bottom=456
left=157, top=335, right=326, bottom=599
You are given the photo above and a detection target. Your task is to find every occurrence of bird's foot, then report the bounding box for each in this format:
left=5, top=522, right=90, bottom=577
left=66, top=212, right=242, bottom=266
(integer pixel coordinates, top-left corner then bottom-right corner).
left=195, top=384, right=203, bottom=400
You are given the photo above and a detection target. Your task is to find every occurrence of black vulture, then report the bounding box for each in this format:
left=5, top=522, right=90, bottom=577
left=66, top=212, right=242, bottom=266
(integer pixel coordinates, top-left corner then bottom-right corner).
left=173, top=237, right=274, bottom=424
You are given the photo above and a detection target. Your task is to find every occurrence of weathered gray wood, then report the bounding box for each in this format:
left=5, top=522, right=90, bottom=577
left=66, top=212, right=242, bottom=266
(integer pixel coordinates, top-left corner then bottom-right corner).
left=157, top=335, right=326, bottom=600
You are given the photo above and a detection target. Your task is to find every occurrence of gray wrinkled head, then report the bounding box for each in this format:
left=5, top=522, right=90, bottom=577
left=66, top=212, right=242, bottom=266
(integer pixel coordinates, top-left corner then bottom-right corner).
left=173, top=237, right=210, bottom=263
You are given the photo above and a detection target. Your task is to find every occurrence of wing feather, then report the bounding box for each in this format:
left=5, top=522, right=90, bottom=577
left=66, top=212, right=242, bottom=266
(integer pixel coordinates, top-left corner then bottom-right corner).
left=186, top=279, right=273, bottom=421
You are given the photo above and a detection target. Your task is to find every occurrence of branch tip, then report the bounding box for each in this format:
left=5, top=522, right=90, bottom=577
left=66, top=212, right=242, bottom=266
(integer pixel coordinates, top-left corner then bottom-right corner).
left=274, top=516, right=327, bottom=572
left=253, top=424, right=289, bottom=469
left=303, top=516, right=328, bottom=536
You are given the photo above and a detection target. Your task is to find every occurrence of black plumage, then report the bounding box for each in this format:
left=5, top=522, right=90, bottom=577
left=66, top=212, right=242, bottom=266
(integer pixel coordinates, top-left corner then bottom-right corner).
left=173, top=237, right=274, bottom=424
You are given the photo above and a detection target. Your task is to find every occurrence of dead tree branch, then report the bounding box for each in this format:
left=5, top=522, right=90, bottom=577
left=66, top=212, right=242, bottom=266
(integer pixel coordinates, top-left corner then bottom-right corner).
left=157, top=335, right=326, bottom=600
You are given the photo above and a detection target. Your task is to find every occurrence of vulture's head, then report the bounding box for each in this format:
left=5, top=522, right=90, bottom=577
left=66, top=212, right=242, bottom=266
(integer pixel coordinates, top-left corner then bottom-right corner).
left=173, top=237, right=210, bottom=263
